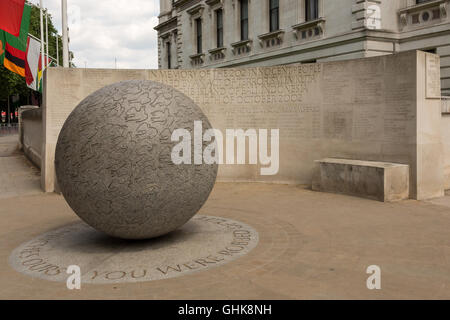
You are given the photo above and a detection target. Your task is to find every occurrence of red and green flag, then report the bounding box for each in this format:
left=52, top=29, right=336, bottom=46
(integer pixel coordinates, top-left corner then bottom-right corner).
left=0, top=32, right=5, bottom=63
left=0, top=0, right=26, bottom=37
left=0, top=3, right=31, bottom=77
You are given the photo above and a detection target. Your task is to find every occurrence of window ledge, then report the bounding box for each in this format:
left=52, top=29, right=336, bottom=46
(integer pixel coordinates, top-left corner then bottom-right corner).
left=398, top=0, right=447, bottom=15
left=292, top=18, right=325, bottom=39
left=209, top=47, right=226, bottom=61
left=189, top=53, right=205, bottom=59
left=208, top=47, right=226, bottom=54
left=231, top=39, right=252, bottom=48
left=258, top=30, right=285, bottom=47
left=231, top=39, right=252, bottom=55
left=398, top=0, right=447, bottom=27
left=292, top=17, right=325, bottom=31
left=258, top=29, right=285, bottom=41
left=189, top=53, right=205, bottom=66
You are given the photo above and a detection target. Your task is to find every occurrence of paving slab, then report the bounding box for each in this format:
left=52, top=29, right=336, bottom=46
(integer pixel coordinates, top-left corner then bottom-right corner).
left=1, top=182, right=450, bottom=299
left=0, top=135, right=42, bottom=199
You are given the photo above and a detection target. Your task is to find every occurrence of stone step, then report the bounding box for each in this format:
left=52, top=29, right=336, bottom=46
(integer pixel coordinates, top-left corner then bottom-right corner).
left=312, top=158, right=409, bottom=202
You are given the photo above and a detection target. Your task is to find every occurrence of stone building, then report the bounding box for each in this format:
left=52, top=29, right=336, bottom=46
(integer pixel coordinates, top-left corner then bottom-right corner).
left=155, top=0, right=450, bottom=95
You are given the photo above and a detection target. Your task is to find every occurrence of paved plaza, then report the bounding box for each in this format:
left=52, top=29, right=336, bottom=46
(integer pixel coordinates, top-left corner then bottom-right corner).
left=0, top=135, right=41, bottom=199
left=1, top=135, right=450, bottom=299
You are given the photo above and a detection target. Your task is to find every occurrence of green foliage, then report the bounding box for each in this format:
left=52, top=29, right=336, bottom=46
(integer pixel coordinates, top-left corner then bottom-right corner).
left=29, top=2, right=63, bottom=67
left=0, top=67, right=29, bottom=101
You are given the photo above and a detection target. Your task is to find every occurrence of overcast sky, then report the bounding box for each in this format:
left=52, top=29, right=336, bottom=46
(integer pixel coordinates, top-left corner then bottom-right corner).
left=29, top=0, right=160, bottom=69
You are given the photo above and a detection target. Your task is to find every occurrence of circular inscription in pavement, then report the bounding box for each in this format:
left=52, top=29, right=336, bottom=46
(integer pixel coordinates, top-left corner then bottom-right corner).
left=9, top=215, right=258, bottom=284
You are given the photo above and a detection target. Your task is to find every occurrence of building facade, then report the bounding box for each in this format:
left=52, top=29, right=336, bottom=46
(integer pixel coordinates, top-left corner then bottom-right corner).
left=155, top=0, right=450, bottom=95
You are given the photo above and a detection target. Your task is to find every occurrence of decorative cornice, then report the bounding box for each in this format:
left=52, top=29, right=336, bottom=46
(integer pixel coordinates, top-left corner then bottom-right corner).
left=174, top=0, right=201, bottom=11
left=205, top=0, right=222, bottom=6
left=160, top=29, right=177, bottom=41
left=206, top=0, right=223, bottom=17
left=154, top=16, right=177, bottom=32
left=187, top=3, right=205, bottom=16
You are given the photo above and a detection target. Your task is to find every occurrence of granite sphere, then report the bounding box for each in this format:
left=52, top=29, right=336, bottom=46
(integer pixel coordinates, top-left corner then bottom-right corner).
left=55, top=80, right=218, bottom=239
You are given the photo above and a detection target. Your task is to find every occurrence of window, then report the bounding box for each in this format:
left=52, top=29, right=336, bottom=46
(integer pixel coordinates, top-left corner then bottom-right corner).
left=196, top=18, right=202, bottom=54
left=269, top=0, right=279, bottom=32
left=167, top=41, right=171, bottom=69
left=416, top=0, right=433, bottom=3
left=216, top=9, right=223, bottom=48
left=240, top=0, right=249, bottom=41
left=306, top=0, right=319, bottom=21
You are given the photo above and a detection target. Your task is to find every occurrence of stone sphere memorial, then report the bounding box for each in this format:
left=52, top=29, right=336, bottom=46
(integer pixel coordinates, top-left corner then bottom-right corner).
left=55, top=80, right=218, bottom=240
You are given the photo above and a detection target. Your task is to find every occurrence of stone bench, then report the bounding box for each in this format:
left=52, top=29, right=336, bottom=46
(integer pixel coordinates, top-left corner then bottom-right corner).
left=312, top=158, right=409, bottom=202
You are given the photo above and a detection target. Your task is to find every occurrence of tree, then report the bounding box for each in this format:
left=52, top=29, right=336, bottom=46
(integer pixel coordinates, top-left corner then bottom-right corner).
left=29, top=2, right=64, bottom=67
left=0, top=1, right=75, bottom=115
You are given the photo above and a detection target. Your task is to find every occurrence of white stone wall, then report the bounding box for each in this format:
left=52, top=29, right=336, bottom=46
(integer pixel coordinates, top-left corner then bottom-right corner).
left=43, top=51, right=444, bottom=199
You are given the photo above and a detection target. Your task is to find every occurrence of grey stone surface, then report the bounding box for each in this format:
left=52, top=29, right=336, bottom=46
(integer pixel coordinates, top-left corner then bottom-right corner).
left=19, top=107, right=42, bottom=169
left=8, top=215, right=259, bottom=284
left=313, top=158, right=409, bottom=202
left=55, top=80, right=218, bottom=239
left=42, top=52, right=445, bottom=200
left=0, top=135, right=41, bottom=199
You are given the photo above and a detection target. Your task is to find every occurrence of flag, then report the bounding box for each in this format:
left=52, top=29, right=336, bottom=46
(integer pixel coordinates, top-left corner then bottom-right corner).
left=0, top=31, right=5, bottom=65
left=37, top=53, right=51, bottom=93
left=25, top=36, right=41, bottom=91
left=1, top=4, right=31, bottom=76
left=0, top=0, right=25, bottom=37
left=4, top=41, right=26, bottom=76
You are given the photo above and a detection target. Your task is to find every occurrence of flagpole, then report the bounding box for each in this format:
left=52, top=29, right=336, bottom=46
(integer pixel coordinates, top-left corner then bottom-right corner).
left=62, top=0, right=69, bottom=68
left=56, top=36, right=59, bottom=67
left=45, top=10, right=49, bottom=67
left=39, top=1, right=45, bottom=84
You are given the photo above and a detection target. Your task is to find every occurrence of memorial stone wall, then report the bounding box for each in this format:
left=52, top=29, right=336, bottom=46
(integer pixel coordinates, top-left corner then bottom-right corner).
left=42, top=50, right=444, bottom=200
